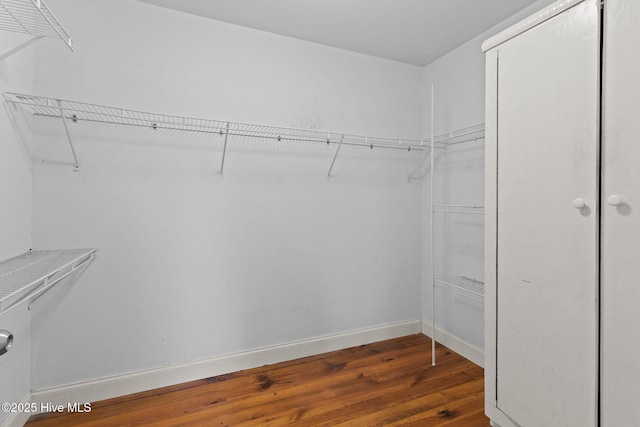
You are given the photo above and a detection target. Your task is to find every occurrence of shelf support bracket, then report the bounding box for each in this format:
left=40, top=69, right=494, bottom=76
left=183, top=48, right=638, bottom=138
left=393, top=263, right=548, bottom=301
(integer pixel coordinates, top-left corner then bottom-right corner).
left=409, top=146, right=445, bottom=180
left=27, top=251, right=96, bottom=310
left=3, top=97, right=34, bottom=166
left=0, top=36, right=44, bottom=62
left=219, top=121, right=230, bottom=176
left=408, top=148, right=431, bottom=180
left=56, top=100, right=79, bottom=171
left=327, top=135, right=344, bottom=177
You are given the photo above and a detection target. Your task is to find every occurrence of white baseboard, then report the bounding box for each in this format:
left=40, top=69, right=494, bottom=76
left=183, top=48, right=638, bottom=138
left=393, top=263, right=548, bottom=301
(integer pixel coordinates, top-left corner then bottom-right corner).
left=32, top=319, right=422, bottom=411
left=421, top=319, right=484, bottom=367
left=486, top=404, right=520, bottom=427
left=0, top=393, right=32, bottom=427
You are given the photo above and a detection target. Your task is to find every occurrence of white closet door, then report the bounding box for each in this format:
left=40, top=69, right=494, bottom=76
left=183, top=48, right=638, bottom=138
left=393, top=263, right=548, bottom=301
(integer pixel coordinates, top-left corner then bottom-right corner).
left=601, top=0, right=640, bottom=424
left=495, top=1, right=600, bottom=426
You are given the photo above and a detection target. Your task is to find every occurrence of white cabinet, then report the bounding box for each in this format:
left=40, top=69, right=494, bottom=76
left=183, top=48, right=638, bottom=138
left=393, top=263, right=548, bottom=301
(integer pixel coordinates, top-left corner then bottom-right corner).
left=600, top=0, right=640, bottom=424
left=483, top=0, right=639, bottom=425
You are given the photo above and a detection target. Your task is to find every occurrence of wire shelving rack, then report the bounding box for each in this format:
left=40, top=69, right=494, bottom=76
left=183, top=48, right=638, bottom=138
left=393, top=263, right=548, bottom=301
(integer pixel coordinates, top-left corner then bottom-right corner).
left=0, top=0, right=73, bottom=61
left=0, top=248, right=97, bottom=314
left=434, top=276, right=484, bottom=303
left=3, top=92, right=429, bottom=175
left=433, top=204, right=485, bottom=215
left=427, top=86, right=485, bottom=365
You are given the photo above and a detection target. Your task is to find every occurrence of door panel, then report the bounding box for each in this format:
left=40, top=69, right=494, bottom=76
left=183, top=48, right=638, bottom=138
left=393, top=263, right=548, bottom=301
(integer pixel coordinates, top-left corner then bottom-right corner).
left=496, top=1, right=600, bottom=426
left=601, top=0, right=640, bottom=424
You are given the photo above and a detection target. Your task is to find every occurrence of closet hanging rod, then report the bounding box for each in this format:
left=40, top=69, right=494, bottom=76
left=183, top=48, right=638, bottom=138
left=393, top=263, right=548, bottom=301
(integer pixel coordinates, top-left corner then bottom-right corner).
left=3, top=93, right=427, bottom=152
left=31, top=115, right=426, bottom=152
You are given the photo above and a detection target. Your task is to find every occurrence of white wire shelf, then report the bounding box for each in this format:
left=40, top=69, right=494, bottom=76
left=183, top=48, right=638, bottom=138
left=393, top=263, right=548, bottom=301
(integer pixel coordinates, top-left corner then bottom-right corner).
left=433, top=204, right=485, bottom=215
left=423, top=123, right=485, bottom=147
left=410, top=124, right=485, bottom=181
left=434, top=276, right=484, bottom=302
left=3, top=92, right=426, bottom=152
left=0, top=0, right=73, bottom=50
left=0, top=248, right=96, bottom=313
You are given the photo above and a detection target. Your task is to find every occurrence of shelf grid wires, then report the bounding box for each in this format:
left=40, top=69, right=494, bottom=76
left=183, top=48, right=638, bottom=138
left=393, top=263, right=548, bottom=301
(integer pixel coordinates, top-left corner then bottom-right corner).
left=434, top=276, right=484, bottom=303
left=0, top=249, right=96, bottom=313
left=423, top=123, right=485, bottom=147
left=433, top=204, right=485, bottom=214
left=3, top=92, right=427, bottom=152
left=0, top=0, right=73, bottom=50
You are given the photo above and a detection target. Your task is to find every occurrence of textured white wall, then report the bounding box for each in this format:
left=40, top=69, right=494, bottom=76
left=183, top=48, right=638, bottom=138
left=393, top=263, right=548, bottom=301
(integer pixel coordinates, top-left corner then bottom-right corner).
left=420, top=0, right=557, bottom=350
left=29, top=0, right=423, bottom=390
left=0, top=31, right=34, bottom=426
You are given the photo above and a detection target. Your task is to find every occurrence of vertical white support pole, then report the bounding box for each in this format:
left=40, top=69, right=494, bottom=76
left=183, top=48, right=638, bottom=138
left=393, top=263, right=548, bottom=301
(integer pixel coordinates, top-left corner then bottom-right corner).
left=430, top=85, right=436, bottom=366
left=56, top=100, right=79, bottom=171
left=219, top=121, right=230, bottom=176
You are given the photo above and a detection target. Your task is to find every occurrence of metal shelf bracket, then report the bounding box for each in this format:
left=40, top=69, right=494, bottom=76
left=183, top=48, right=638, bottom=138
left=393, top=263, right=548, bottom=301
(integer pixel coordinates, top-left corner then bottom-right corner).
left=409, top=148, right=430, bottom=181
left=0, top=35, right=43, bottom=62
left=409, top=146, right=447, bottom=181
left=27, top=250, right=96, bottom=309
left=56, top=99, right=79, bottom=171
left=327, top=135, right=344, bottom=177
left=219, top=121, right=230, bottom=176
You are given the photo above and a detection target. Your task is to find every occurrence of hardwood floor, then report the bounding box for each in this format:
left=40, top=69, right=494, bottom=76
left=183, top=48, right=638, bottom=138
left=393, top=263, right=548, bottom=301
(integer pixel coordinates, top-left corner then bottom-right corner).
left=26, top=334, right=488, bottom=426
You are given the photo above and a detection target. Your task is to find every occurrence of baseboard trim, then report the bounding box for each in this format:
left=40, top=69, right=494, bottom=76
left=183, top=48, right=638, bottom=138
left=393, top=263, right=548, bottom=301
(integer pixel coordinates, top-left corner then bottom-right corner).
left=421, top=319, right=484, bottom=367
left=32, top=319, right=422, bottom=410
left=486, top=404, right=520, bottom=427
left=0, top=393, right=32, bottom=427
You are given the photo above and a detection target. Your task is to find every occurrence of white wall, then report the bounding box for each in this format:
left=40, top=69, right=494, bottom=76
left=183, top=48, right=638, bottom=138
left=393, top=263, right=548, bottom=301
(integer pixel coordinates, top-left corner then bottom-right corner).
left=0, top=0, right=561, bottom=401
left=420, top=0, right=557, bottom=350
left=29, top=0, right=423, bottom=390
left=0, top=31, right=34, bottom=426
left=0, top=34, right=33, bottom=261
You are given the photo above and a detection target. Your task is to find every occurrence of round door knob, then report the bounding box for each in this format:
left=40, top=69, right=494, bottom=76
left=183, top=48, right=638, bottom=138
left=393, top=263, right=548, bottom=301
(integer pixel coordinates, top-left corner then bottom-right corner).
left=572, top=198, right=586, bottom=208
left=0, top=330, right=13, bottom=356
left=608, top=195, right=623, bottom=206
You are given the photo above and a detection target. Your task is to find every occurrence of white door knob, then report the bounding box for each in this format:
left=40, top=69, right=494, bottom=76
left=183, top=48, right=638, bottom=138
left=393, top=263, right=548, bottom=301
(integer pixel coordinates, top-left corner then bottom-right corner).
left=0, top=330, right=12, bottom=356
left=608, top=195, right=623, bottom=206
left=572, top=198, right=586, bottom=209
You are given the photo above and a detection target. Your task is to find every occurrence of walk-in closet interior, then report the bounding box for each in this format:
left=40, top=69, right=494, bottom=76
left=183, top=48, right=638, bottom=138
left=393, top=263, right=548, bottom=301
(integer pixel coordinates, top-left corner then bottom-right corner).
left=2, top=0, right=635, bottom=426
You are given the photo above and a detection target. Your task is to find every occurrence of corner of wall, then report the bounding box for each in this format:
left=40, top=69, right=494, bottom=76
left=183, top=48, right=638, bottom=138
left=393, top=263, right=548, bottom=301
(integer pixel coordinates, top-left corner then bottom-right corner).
left=0, top=33, right=35, bottom=260
left=0, top=32, right=36, bottom=427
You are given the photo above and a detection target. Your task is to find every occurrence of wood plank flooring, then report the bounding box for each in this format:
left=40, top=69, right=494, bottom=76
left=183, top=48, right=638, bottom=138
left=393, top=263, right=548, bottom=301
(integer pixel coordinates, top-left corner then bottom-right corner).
left=26, top=334, right=488, bottom=426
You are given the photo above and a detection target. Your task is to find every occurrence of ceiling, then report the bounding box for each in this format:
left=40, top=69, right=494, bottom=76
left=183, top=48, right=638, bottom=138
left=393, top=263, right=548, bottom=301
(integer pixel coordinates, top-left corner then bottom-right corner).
left=137, top=0, right=542, bottom=66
